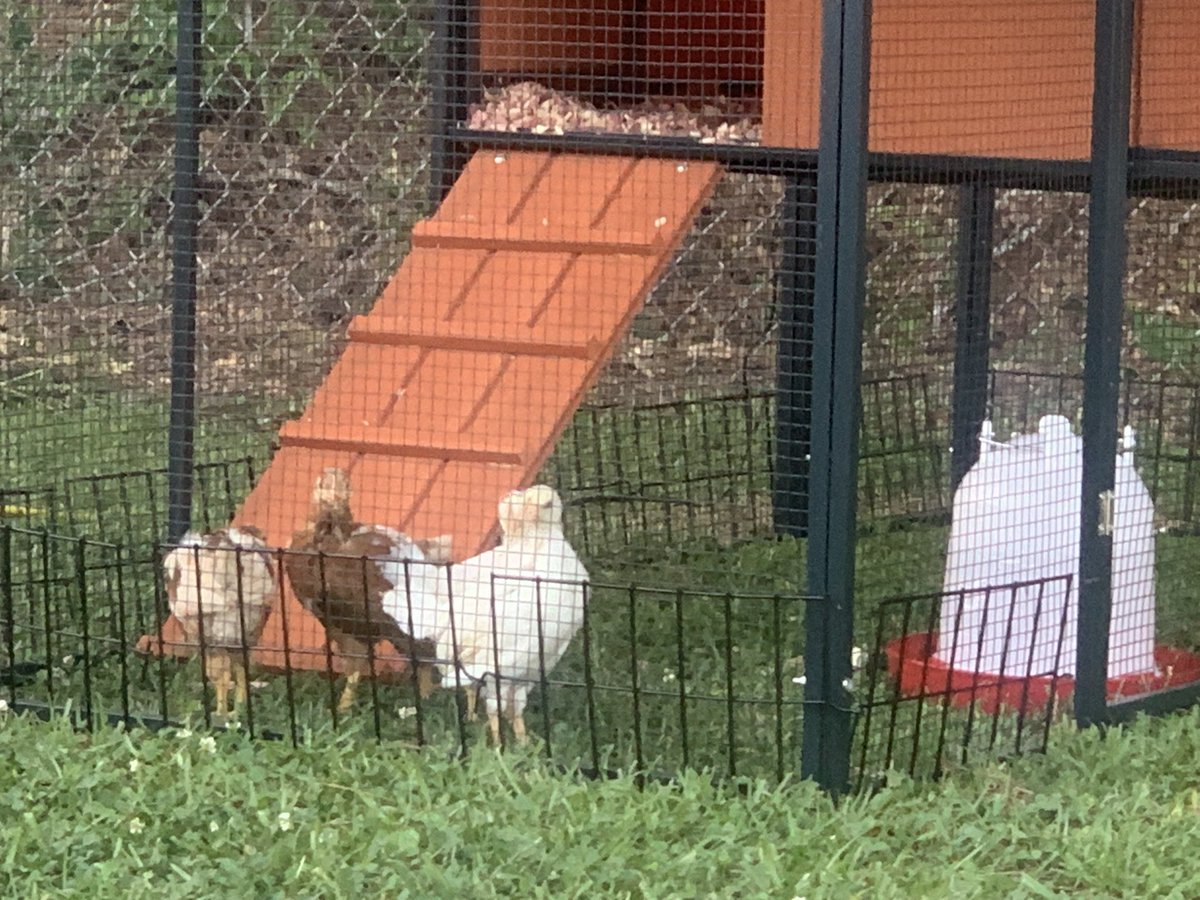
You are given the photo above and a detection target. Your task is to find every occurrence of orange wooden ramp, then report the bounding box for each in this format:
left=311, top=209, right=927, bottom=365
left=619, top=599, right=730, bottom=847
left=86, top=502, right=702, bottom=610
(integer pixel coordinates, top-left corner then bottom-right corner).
left=139, top=151, right=721, bottom=674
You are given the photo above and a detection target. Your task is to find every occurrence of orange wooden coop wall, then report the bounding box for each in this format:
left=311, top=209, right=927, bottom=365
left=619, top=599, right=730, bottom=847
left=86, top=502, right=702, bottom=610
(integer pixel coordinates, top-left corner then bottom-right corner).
left=478, top=0, right=764, bottom=94
left=764, top=0, right=1200, bottom=155
left=478, top=0, right=1200, bottom=155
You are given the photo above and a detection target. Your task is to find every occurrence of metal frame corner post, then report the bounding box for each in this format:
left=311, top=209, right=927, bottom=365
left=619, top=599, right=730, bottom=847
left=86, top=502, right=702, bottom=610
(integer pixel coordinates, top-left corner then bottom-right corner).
left=429, top=0, right=479, bottom=206
left=167, top=0, right=204, bottom=543
left=1077, top=0, right=1135, bottom=728
left=773, top=176, right=818, bottom=538
left=801, top=0, right=873, bottom=794
left=950, top=183, right=995, bottom=493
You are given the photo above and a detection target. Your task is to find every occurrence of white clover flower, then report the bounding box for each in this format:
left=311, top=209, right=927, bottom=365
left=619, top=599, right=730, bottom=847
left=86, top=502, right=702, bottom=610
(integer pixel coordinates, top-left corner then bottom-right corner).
left=0, top=699, right=9, bottom=713
left=277, top=811, right=292, bottom=832
left=198, top=736, right=217, bottom=755
left=662, top=669, right=677, bottom=684
left=209, top=821, right=220, bottom=833
left=128, top=759, right=140, bottom=774
left=396, top=707, right=417, bottom=721
left=129, top=817, right=145, bottom=835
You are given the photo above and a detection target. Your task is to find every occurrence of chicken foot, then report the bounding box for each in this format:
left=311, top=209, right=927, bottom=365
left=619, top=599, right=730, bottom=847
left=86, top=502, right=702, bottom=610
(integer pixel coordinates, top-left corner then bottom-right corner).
left=485, top=706, right=529, bottom=746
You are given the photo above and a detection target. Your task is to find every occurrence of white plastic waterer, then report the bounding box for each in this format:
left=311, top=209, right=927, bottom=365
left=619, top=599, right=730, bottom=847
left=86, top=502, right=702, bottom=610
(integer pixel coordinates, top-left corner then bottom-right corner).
left=937, top=414, right=1158, bottom=679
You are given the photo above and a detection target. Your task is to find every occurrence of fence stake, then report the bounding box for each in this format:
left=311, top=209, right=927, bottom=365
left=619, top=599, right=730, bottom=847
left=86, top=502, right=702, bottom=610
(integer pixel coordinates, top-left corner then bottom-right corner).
left=950, top=184, right=995, bottom=491
left=429, top=0, right=479, bottom=206
left=1, top=527, right=13, bottom=708
left=1076, top=0, right=1135, bottom=728
left=801, top=0, right=873, bottom=795
left=167, top=0, right=204, bottom=543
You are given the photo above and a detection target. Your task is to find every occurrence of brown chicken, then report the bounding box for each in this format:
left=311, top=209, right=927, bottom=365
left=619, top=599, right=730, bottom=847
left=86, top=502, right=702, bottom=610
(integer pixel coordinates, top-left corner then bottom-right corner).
left=285, top=467, right=444, bottom=711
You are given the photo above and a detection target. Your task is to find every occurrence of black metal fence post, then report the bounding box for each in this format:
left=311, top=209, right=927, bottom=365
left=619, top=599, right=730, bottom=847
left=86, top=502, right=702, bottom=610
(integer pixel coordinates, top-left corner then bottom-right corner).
left=801, top=0, right=873, bottom=794
left=0, top=526, right=13, bottom=709
left=950, top=183, right=995, bottom=492
left=773, top=176, right=817, bottom=537
left=1077, top=0, right=1135, bottom=727
left=429, top=0, right=479, bottom=206
left=167, top=0, right=204, bottom=543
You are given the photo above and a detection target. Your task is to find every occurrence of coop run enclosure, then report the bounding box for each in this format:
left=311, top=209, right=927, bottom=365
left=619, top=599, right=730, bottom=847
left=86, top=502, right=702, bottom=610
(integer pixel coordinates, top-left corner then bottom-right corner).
left=3, top=0, right=1200, bottom=791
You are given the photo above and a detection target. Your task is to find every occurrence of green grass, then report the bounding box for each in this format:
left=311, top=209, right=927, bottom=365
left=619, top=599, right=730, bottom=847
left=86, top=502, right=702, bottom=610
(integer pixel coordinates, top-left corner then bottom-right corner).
left=1, top=395, right=298, bottom=490
left=3, top=709, right=1200, bottom=896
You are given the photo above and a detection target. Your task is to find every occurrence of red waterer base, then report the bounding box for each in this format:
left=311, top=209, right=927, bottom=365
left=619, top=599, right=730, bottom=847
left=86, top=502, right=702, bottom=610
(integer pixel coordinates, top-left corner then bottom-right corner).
left=885, top=632, right=1200, bottom=715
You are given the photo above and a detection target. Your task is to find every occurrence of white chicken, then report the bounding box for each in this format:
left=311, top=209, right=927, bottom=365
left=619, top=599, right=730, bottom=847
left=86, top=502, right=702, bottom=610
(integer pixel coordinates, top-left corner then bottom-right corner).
left=163, top=526, right=278, bottom=715
left=431, top=485, right=589, bottom=745
left=378, top=536, right=454, bottom=668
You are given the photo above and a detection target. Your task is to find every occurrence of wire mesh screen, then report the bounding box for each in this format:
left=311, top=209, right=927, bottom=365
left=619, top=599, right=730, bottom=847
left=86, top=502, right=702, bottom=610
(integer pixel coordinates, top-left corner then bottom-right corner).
left=849, top=1, right=1100, bottom=780
left=471, top=1, right=763, bottom=111
left=7, top=0, right=1200, bottom=790
left=1111, top=0, right=1200, bottom=711
left=2, top=2, right=176, bottom=486
left=2, top=0, right=827, bottom=783
left=857, top=576, right=1073, bottom=786
left=2, top=0, right=434, bottom=493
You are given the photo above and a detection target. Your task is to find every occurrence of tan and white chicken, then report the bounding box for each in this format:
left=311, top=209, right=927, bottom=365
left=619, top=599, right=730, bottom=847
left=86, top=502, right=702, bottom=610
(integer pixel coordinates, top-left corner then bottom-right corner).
left=434, top=485, right=589, bottom=745
left=162, top=526, right=278, bottom=715
left=285, top=467, right=449, bottom=711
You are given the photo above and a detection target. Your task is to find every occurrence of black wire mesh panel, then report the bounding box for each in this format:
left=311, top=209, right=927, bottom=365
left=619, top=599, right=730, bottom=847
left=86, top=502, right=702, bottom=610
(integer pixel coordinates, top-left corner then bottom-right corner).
left=2, top=2, right=175, bottom=489
left=0, top=458, right=257, bottom=555
left=855, top=576, right=1073, bottom=788
left=0, top=523, right=816, bottom=783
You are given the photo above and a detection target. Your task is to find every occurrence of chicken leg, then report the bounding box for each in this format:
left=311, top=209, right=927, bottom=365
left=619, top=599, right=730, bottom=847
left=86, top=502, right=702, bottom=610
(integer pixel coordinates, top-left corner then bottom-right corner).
left=487, top=711, right=502, bottom=746
left=205, top=651, right=233, bottom=715
left=415, top=663, right=435, bottom=700
left=464, top=685, right=477, bottom=722
left=510, top=712, right=528, bottom=745
left=233, top=659, right=250, bottom=708
left=339, top=670, right=362, bottom=712
left=334, top=635, right=369, bottom=712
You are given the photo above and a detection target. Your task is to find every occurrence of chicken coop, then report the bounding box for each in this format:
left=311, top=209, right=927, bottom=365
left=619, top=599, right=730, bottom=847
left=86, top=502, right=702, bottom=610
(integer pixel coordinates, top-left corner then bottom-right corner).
left=3, top=0, right=1200, bottom=792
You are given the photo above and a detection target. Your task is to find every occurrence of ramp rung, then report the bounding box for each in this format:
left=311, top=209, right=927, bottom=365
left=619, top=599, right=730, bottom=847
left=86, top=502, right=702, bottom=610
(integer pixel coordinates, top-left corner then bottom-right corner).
left=411, top=220, right=664, bottom=255
left=347, top=316, right=600, bottom=360
left=279, top=421, right=527, bottom=466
